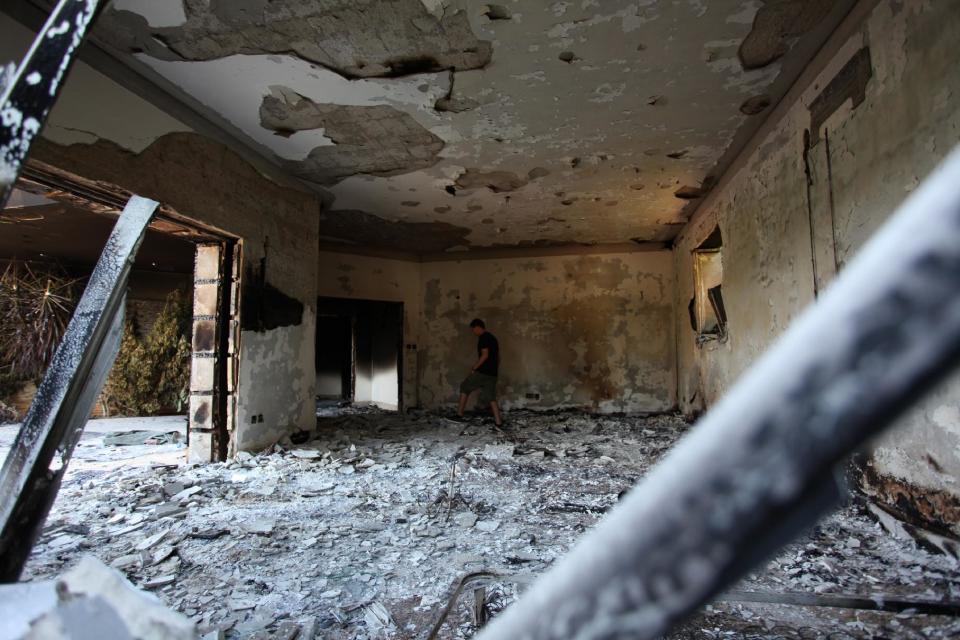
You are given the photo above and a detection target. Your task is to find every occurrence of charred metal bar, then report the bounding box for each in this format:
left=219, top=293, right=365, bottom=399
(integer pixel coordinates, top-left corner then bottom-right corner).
left=0, top=196, right=158, bottom=582
left=476, top=146, right=960, bottom=640
left=720, top=590, right=960, bottom=617
left=0, top=0, right=103, bottom=210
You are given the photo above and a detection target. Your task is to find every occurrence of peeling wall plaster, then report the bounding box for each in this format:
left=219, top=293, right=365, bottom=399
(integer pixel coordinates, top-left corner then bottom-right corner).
left=675, top=0, right=960, bottom=530
left=419, top=252, right=676, bottom=413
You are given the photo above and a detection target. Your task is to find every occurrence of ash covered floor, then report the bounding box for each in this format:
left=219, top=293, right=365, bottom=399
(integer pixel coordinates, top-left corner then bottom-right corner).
left=4, top=408, right=959, bottom=639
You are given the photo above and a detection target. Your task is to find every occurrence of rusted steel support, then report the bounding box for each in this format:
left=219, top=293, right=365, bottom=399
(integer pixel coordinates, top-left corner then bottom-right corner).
left=0, top=196, right=158, bottom=582
left=476, top=146, right=960, bottom=640
left=0, top=0, right=103, bottom=209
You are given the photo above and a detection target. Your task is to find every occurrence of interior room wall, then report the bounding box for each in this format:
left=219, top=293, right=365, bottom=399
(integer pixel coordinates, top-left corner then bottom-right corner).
left=674, top=0, right=960, bottom=532
left=418, top=250, right=676, bottom=413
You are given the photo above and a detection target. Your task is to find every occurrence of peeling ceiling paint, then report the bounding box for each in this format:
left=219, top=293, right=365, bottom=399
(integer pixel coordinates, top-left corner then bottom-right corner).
left=86, top=0, right=852, bottom=252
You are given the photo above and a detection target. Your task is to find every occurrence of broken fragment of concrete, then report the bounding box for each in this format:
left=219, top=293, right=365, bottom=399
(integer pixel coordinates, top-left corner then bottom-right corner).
left=17, top=556, right=196, bottom=639
left=260, top=88, right=445, bottom=185
left=454, top=168, right=549, bottom=193
left=738, top=0, right=834, bottom=70
left=96, top=1, right=492, bottom=79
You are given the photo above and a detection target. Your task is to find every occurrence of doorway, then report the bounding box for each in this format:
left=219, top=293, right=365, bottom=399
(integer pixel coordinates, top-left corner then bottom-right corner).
left=316, top=297, right=403, bottom=410
left=1, top=164, right=240, bottom=463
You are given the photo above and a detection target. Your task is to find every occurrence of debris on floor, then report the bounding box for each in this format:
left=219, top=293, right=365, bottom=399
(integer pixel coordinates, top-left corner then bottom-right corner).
left=5, top=407, right=960, bottom=638
left=0, top=555, right=194, bottom=640
left=103, top=430, right=183, bottom=447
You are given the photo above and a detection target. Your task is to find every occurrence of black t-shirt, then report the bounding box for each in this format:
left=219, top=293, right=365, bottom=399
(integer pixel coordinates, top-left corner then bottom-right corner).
left=477, top=332, right=499, bottom=376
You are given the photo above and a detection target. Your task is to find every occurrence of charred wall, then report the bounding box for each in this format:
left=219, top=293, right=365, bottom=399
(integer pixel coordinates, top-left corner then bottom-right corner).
left=675, top=1, right=960, bottom=532
left=0, top=7, right=323, bottom=452
left=419, top=251, right=676, bottom=413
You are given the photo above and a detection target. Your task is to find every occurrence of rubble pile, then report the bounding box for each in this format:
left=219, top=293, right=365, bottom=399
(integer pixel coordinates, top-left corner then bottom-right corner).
left=8, top=408, right=960, bottom=639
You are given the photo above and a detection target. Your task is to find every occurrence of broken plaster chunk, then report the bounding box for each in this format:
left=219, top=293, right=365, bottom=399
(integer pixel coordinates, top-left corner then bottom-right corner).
left=454, top=512, right=478, bottom=528
left=483, top=444, right=515, bottom=461
left=135, top=529, right=170, bottom=552
left=143, top=574, right=177, bottom=590
left=476, top=520, right=501, bottom=533
left=243, top=518, right=276, bottom=536
left=290, top=448, right=323, bottom=459
left=338, top=464, right=356, bottom=475
left=171, top=485, right=202, bottom=502
left=59, top=556, right=194, bottom=638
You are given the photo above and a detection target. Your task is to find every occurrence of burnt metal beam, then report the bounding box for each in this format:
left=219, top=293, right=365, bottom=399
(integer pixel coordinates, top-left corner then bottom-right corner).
left=476, top=145, right=960, bottom=639
left=0, top=195, right=158, bottom=582
left=0, top=0, right=104, bottom=209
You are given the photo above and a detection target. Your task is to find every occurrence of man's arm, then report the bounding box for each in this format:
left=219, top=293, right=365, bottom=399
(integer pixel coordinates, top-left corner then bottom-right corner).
left=473, top=348, right=490, bottom=372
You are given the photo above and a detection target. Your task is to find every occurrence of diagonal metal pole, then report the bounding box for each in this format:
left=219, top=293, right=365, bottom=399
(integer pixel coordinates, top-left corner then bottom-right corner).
left=0, top=0, right=104, bottom=210
left=476, top=146, right=960, bottom=640
left=0, top=195, right=158, bottom=582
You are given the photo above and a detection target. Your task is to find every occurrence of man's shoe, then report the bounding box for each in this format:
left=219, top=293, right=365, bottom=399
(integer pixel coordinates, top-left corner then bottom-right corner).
left=445, top=415, right=467, bottom=425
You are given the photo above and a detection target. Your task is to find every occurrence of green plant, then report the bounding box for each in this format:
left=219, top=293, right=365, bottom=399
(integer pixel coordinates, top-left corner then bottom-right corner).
left=104, top=289, right=192, bottom=416
left=0, top=260, right=83, bottom=395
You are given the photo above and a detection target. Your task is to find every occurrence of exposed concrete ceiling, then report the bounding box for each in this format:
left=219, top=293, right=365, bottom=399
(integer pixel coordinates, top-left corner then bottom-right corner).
left=74, top=1, right=856, bottom=252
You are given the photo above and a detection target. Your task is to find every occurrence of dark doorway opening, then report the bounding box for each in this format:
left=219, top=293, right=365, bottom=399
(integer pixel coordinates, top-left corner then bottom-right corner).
left=316, top=297, right=403, bottom=411
left=316, top=314, right=354, bottom=401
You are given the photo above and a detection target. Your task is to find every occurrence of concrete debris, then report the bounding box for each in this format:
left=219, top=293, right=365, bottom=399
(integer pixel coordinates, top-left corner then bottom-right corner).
left=482, top=444, right=514, bottom=461
left=453, top=512, right=478, bottom=528
left=289, top=448, right=323, bottom=460
left=475, top=520, right=501, bottom=533
left=243, top=518, right=276, bottom=536
left=362, top=601, right=395, bottom=633
left=4, top=556, right=196, bottom=639
left=105, top=430, right=182, bottom=446
left=7, top=407, right=960, bottom=638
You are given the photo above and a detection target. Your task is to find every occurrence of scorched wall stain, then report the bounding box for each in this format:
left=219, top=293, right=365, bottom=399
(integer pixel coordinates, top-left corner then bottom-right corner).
left=676, top=0, right=960, bottom=531
left=419, top=252, right=675, bottom=413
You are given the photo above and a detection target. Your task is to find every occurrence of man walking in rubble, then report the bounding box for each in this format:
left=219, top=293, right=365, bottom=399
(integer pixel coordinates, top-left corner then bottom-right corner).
left=448, top=318, right=504, bottom=428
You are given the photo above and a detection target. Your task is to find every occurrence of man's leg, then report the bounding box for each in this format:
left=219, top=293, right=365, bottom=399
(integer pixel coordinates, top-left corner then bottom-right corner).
left=490, top=400, right=503, bottom=426
left=458, top=392, right=469, bottom=417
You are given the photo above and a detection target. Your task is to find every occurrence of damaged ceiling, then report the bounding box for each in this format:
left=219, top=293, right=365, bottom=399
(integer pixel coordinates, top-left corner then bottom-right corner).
left=43, top=0, right=856, bottom=252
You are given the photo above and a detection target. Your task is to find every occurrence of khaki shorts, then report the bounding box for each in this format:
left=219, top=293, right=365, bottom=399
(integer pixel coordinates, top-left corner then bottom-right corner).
left=460, top=372, right=498, bottom=405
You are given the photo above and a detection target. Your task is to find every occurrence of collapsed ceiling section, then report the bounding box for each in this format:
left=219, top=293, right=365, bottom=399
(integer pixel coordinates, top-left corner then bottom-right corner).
left=87, top=0, right=849, bottom=253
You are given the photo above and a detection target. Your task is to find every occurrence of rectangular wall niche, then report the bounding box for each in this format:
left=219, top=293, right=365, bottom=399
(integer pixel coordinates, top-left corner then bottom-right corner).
left=692, top=226, right=727, bottom=341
